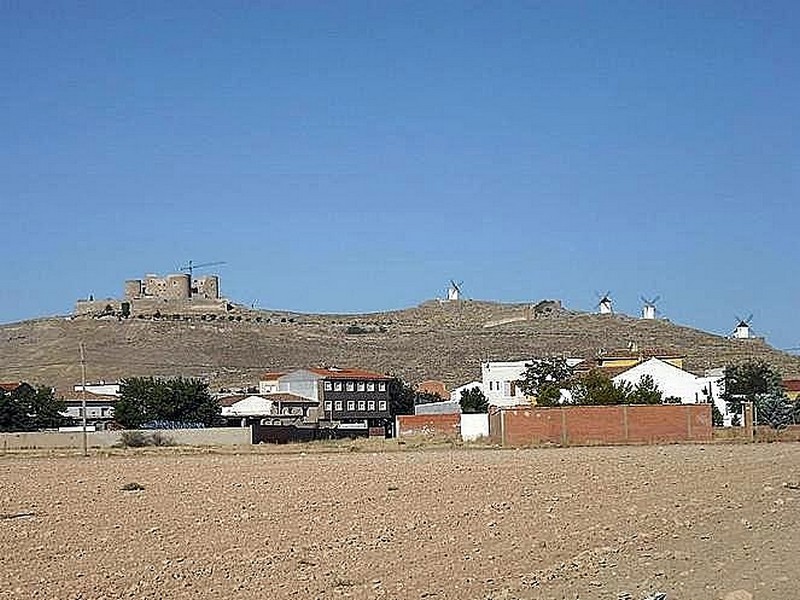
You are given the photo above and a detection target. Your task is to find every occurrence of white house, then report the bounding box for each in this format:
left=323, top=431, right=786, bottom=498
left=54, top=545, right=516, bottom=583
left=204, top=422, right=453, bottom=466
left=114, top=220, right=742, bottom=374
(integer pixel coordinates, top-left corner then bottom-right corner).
left=479, top=359, right=584, bottom=407
left=611, top=357, right=730, bottom=425
left=73, top=381, right=120, bottom=396
left=449, top=380, right=484, bottom=403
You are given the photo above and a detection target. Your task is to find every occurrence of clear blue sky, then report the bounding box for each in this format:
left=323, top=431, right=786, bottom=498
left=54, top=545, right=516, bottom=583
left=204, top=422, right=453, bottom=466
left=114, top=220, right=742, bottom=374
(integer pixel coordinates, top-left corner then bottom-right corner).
left=1, top=2, right=798, bottom=349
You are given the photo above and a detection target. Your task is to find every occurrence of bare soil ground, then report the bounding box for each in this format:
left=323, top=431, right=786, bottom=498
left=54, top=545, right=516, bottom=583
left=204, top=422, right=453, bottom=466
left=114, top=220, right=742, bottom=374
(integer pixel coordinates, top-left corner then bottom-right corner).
left=1, top=443, right=798, bottom=600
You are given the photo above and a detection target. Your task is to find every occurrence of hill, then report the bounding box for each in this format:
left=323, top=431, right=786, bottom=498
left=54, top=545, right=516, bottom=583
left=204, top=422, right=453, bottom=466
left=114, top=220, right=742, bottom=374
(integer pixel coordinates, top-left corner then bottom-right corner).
left=1, top=300, right=799, bottom=391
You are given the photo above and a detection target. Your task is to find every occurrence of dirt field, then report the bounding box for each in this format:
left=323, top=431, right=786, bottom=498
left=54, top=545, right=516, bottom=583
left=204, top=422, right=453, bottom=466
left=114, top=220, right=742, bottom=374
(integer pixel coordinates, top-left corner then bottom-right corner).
left=1, top=443, right=798, bottom=600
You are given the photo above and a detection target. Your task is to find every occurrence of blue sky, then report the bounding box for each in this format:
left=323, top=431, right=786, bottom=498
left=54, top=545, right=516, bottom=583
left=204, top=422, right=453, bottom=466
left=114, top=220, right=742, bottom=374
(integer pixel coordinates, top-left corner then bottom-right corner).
left=1, top=2, right=798, bottom=349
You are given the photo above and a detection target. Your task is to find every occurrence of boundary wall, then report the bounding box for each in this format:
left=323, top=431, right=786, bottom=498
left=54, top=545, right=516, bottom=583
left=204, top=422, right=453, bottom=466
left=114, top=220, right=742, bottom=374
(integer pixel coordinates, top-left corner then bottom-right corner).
left=0, top=427, right=251, bottom=451
left=395, top=414, right=488, bottom=440
left=490, top=404, right=712, bottom=447
left=396, top=414, right=460, bottom=438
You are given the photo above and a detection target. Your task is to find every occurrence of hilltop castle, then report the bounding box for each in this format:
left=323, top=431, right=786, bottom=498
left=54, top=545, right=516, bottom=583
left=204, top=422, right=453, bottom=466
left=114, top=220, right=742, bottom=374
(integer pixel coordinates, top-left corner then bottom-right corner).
left=75, top=272, right=229, bottom=318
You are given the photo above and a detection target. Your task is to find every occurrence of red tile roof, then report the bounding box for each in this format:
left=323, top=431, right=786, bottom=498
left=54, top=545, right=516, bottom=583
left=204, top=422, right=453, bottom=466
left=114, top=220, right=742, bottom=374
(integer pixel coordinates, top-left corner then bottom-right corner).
left=0, top=382, right=23, bottom=392
left=260, top=371, right=286, bottom=381
left=306, top=367, right=390, bottom=381
left=218, top=394, right=248, bottom=407
left=784, top=379, right=800, bottom=392
left=417, top=380, right=449, bottom=399
left=57, top=390, right=118, bottom=401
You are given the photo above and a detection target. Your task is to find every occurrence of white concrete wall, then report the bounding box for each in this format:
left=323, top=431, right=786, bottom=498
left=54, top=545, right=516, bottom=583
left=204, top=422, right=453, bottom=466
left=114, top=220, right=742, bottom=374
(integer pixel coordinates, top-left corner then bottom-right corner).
left=0, top=427, right=251, bottom=450
left=460, top=414, right=489, bottom=441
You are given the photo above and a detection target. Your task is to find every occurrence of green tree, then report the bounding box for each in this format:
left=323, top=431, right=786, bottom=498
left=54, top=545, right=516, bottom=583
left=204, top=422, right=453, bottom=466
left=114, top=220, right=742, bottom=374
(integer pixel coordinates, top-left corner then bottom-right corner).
left=755, top=392, right=796, bottom=430
left=414, top=391, right=444, bottom=406
left=719, top=360, right=784, bottom=426
left=115, top=377, right=220, bottom=428
left=388, top=379, right=415, bottom=416
left=388, top=379, right=453, bottom=415
left=628, top=374, right=663, bottom=405
left=0, top=383, right=68, bottom=431
left=570, top=370, right=632, bottom=405
left=459, top=387, right=488, bottom=413
left=518, top=357, right=574, bottom=406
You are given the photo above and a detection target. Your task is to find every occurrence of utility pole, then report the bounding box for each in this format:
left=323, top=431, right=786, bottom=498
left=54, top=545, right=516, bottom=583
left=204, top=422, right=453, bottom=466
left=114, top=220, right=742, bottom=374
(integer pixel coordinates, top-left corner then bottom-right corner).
left=79, top=342, right=87, bottom=457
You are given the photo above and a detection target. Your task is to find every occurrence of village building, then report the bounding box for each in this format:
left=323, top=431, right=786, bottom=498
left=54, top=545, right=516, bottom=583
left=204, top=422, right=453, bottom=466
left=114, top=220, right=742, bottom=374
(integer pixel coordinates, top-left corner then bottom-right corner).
left=220, top=392, right=318, bottom=427
left=610, top=357, right=729, bottom=424
left=257, top=367, right=392, bottom=435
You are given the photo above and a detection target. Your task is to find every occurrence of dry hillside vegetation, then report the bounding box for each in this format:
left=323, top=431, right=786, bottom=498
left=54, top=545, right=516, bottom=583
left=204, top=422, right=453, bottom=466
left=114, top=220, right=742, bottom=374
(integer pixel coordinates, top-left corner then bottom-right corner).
left=1, top=444, right=797, bottom=599
left=1, top=300, right=798, bottom=390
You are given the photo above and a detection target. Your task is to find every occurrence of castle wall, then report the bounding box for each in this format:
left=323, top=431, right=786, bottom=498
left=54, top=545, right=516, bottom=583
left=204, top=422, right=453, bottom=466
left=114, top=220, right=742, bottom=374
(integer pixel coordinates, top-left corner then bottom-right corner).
left=77, top=272, right=226, bottom=317
left=192, top=275, right=219, bottom=300
left=74, top=299, right=123, bottom=316
left=165, top=274, right=191, bottom=300
left=124, top=280, right=142, bottom=300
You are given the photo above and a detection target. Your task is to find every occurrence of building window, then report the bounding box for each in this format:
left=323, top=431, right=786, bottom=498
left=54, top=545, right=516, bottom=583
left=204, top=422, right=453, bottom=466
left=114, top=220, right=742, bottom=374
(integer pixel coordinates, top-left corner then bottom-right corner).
left=367, top=400, right=375, bottom=411
left=333, top=381, right=343, bottom=391
left=357, top=381, right=366, bottom=392
left=378, top=382, right=386, bottom=392
left=378, top=400, right=387, bottom=411
left=358, top=400, right=366, bottom=411
left=334, top=401, right=343, bottom=411
left=324, top=381, right=332, bottom=391
left=367, top=382, right=375, bottom=392
left=346, top=381, right=355, bottom=392
left=347, top=400, right=355, bottom=411
left=324, top=401, right=333, bottom=411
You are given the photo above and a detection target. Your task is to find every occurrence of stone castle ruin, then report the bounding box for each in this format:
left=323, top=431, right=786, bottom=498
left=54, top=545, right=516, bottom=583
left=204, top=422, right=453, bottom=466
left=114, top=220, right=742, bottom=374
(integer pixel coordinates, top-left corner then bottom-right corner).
left=75, top=272, right=230, bottom=318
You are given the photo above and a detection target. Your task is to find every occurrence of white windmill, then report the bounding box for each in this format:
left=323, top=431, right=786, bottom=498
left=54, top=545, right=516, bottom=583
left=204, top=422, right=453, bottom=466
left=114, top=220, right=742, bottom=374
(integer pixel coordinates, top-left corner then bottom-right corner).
left=731, top=314, right=754, bottom=339
left=640, top=295, right=661, bottom=320
left=446, top=280, right=464, bottom=301
left=596, top=291, right=613, bottom=315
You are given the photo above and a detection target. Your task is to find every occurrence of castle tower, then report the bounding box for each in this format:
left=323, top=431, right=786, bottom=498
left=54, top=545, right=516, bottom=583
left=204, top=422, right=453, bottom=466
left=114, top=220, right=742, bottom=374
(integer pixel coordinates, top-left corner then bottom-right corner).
left=166, top=273, right=191, bottom=300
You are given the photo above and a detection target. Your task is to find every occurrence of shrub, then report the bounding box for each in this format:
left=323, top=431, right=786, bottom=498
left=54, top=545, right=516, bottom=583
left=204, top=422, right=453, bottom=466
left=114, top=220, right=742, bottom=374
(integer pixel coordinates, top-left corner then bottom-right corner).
left=119, top=430, right=174, bottom=447
left=149, top=431, right=174, bottom=446
left=345, top=325, right=370, bottom=335
left=120, top=431, right=149, bottom=447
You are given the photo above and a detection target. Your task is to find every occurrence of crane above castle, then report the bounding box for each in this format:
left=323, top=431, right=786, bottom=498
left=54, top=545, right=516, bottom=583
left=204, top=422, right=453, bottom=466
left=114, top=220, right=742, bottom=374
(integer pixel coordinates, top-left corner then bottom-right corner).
left=180, top=260, right=226, bottom=278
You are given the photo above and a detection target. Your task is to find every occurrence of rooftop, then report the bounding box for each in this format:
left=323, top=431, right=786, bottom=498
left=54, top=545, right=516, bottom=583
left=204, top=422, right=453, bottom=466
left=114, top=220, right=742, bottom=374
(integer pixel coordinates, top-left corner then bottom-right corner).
left=306, top=367, right=390, bottom=381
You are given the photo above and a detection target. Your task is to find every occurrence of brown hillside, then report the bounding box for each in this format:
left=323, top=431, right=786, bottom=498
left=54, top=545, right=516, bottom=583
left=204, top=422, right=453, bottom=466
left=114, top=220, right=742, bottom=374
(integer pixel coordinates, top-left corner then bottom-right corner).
left=1, top=300, right=799, bottom=390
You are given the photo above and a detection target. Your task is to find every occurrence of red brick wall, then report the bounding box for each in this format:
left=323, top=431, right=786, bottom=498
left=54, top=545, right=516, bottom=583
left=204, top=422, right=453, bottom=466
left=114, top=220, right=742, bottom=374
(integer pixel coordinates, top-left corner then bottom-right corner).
left=493, top=404, right=712, bottom=447
left=396, top=414, right=460, bottom=438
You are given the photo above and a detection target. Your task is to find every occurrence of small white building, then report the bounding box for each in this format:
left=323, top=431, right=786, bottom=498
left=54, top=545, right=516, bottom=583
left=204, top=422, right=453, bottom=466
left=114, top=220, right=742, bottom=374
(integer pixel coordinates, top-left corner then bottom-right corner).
left=479, top=359, right=584, bottom=407
left=611, top=358, right=730, bottom=425
left=73, top=382, right=120, bottom=396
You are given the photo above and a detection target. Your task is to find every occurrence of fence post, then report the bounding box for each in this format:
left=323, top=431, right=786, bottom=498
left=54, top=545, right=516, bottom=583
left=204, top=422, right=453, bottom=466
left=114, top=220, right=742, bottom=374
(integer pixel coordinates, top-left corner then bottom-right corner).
left=560, top=408, right=567, bottom=446
left=743, top=402, right=755, bottom=442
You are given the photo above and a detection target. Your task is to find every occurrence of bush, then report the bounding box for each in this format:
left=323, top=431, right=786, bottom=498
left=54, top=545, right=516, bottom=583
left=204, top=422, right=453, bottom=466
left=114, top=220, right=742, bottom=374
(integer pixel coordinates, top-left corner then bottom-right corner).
left=345, top=325, right=370, bottom=335
left=120, top=430, right=173, bottom=447
left=120, top=431, right=150, bottom=447
left=149, top=431, right=173, bottom=446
